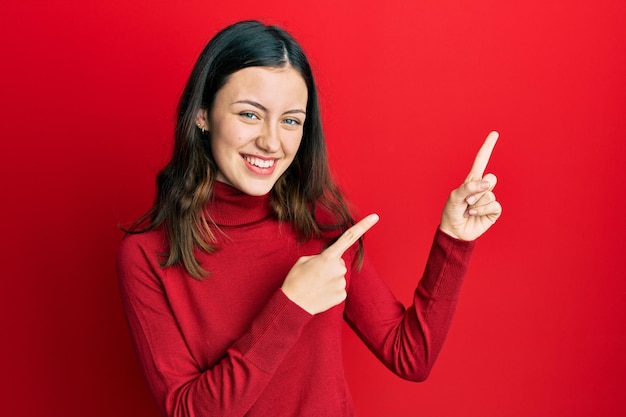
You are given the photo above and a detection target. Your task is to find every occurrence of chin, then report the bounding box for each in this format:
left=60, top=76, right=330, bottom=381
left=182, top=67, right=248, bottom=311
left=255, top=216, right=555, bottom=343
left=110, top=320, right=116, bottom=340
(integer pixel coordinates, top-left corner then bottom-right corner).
left=242, top=187, right=273, bottom=196
left=232, top=178, right=277, bottom=196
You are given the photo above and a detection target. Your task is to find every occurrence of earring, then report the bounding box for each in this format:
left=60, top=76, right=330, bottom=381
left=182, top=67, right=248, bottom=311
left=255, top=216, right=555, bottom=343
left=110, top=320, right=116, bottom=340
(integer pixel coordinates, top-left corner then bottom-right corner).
left=197, top=123, right=206, bottom=134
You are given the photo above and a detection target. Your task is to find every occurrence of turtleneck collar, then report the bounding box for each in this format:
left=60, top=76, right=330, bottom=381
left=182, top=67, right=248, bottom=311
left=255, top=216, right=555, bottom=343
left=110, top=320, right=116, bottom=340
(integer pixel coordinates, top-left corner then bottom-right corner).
left=206, top=181, right=274, bottom=227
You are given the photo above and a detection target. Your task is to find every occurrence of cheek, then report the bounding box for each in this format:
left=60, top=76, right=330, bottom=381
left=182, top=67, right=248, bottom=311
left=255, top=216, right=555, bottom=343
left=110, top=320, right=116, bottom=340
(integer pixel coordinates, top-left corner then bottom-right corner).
left=209, top=136, right=238, bottom=174
left=210, top=123, right=245, bottom=154
left=285, top=132, right=304, bottom=156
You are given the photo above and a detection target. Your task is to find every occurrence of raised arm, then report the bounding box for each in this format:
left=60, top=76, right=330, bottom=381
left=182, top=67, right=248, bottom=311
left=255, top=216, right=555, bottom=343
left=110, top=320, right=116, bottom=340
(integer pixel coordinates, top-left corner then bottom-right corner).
left=345, top=132, right=502, bottom=380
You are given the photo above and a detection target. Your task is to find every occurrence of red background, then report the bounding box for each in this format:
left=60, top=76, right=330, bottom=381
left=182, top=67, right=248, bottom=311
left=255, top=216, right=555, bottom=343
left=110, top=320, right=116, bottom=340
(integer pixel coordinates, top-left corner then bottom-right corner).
left=1, top=0, right=625, bottom=416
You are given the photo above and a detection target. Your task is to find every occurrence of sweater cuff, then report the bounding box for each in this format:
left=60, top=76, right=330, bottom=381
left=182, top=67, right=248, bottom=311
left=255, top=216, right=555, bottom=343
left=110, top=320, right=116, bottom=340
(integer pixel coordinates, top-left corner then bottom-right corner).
left=435, top=227, right=477, bottom=250
left=421, top=228, right=477, bottom=300
left=234, top=289, right=313, bottom=373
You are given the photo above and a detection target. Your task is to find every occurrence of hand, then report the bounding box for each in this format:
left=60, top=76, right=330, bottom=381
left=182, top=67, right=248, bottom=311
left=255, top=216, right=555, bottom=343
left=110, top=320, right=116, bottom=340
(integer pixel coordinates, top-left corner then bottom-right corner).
left=281, top=214, right=380, bottom=314
left=440, top=131, right=503, bottom=241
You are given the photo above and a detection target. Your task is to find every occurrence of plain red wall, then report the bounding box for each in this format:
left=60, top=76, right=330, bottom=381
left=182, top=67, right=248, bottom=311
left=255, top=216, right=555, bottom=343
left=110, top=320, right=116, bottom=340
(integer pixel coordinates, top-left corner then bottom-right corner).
left=1, top=0, right=625, bottom=416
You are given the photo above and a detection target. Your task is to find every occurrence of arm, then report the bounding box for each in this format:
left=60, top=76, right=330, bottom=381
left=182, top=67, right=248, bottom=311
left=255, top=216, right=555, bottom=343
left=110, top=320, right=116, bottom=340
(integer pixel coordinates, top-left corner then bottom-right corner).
left=344, top=229, right=475, bottom=381
left=116, top=235, right=313, bottom=417
left=344, top=131, right=502, bottom=380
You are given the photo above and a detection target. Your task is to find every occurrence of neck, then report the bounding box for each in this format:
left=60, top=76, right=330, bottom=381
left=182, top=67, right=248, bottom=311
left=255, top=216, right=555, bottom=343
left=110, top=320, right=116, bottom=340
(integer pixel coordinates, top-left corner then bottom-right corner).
left=206, top=181, right=274, bottom=227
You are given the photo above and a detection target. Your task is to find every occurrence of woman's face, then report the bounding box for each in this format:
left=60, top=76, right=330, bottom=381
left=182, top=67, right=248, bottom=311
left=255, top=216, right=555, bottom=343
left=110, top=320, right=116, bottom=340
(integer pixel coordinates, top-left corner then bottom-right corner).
left=199, top=65, right=308, bottom=196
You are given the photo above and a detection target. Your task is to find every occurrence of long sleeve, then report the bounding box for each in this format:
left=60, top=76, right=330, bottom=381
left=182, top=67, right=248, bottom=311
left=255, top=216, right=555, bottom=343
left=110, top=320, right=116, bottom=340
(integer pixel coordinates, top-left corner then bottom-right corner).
left=343, top=228, right=475, bottom=381
left=116, top=233, right=313, bottom=417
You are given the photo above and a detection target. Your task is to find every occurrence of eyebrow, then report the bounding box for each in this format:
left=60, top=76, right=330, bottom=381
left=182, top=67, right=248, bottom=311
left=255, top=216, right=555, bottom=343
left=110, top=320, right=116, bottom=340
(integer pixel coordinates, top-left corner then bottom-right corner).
left=233, top=100, right=306, bottom=115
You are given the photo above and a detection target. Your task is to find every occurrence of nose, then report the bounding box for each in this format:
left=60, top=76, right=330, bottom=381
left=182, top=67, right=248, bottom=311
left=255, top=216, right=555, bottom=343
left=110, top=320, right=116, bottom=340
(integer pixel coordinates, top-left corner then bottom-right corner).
left=255, top=121, right=281, bottom=154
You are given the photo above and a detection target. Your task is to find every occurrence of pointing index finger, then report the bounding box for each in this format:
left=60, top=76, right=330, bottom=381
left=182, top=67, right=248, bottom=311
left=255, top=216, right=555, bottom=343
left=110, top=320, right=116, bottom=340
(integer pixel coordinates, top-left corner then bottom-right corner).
left=466, top=131, right=499, bottom=182
left=324, top=214, right=379, bottom=258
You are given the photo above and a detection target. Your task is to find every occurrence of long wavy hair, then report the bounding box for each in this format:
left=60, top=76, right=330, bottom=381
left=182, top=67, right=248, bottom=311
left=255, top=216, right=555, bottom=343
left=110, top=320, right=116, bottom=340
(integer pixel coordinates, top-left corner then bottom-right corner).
left=125, top=20, right=360, bottom=278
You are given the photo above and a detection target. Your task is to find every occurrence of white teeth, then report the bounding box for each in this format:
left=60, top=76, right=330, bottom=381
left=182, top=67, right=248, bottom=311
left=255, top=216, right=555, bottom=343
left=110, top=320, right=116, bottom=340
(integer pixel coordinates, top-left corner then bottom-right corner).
left=245, top=156, right=275, bottom=168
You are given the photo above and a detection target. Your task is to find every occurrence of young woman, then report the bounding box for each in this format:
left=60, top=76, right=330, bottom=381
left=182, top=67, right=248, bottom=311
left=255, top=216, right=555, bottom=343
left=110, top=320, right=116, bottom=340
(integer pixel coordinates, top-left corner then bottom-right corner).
left=117, top=20, right=502, bottom=417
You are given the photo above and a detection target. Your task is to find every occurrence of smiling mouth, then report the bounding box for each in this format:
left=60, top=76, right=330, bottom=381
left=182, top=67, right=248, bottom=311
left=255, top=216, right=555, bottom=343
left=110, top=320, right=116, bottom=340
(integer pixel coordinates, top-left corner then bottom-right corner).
left=243, top=155, right=276, bottom=169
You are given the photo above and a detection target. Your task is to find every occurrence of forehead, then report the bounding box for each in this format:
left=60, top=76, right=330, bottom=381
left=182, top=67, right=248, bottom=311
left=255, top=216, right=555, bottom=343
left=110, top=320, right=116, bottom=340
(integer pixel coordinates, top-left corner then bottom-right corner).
left=217, top=66, right=308, bottom=108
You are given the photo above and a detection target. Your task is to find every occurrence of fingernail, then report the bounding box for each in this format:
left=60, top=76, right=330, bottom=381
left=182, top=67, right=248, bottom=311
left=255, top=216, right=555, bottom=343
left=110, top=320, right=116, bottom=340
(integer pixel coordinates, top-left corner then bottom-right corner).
left=466, top=195, right=477, bottom=205
left=469, top=209, right=478, bottom=216
left=480, top=181, right=490, bottom=190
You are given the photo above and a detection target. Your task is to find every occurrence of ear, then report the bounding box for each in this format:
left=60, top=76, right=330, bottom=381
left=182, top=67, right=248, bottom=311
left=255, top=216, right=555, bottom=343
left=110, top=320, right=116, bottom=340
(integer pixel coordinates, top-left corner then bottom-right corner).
left=195, top=108, right=209, bottom=131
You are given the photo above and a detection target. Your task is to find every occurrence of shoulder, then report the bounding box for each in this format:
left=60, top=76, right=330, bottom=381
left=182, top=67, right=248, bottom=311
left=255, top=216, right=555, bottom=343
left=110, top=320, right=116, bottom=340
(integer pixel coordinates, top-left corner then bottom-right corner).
left=118, top=228, right=167, bottom=257
left=313, top=202, right=340, bottom=226
left=313, top=199, right=364, bottom=263
left=312, top=201, right=350, bottom=242
left=116, top=228, right=169, bottom=283
left=313, top=192, right=358, bottom=228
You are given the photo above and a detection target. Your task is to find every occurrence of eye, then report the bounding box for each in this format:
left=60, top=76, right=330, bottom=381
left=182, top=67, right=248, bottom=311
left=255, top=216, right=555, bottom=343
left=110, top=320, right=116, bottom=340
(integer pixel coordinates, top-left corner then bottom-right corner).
left=282, top=118, right=301, bottom=126
left=239, top=112, right=259, bottom=120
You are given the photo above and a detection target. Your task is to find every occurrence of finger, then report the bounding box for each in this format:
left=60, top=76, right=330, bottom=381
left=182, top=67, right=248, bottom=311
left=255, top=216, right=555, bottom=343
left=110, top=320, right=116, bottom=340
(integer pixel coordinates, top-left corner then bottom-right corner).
left=466, top=131, right=499, bottom=182
left=465, top=174, right=498, bottom=205
left=467, top=200, right=502, bottom=219
left=482, top=173, right=498, bottom=191
left=450, top=174, right=496, bottom=206
left=469, top=191, right=496, bottom=209
left=324, top=214, right=379, bottom=258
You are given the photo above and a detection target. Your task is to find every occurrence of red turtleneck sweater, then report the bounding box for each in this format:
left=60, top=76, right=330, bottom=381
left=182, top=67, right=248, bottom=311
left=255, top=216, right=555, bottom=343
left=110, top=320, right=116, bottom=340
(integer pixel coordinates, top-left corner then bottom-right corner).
left=117, top=182, right=475, bottom=417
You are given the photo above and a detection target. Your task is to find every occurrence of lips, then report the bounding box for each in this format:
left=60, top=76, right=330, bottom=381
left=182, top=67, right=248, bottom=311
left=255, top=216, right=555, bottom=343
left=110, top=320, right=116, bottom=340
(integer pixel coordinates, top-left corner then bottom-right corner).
left=244, top=155, right=275, bottom=168
left=242, top=154, right=278, bottom=175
